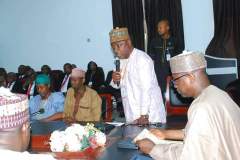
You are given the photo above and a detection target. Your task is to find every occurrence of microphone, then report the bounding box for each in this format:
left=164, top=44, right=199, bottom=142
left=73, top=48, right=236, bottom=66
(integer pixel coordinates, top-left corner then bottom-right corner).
left=115, top=57, right=120, bottom=86
left=31, top=108, right=45, bottom=116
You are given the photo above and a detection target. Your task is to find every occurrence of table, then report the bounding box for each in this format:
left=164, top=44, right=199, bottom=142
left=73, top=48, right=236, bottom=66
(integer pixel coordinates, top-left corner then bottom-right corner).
left=30, top=120, right=186, bottom=159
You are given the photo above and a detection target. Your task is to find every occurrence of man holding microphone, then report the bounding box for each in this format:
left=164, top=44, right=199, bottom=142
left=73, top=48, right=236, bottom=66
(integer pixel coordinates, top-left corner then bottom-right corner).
left=109, top=27, right=166, bottom=125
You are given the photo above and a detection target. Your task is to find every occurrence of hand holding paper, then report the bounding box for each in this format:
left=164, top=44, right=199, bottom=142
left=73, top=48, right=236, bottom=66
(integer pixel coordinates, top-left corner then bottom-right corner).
left=133, top=129, right=183, bottom=145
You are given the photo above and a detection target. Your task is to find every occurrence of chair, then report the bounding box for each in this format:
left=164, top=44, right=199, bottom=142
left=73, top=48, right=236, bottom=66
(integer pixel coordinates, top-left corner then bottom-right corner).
left=205, top=55, right=238, bottom=89
left=165, top=76, right=192, bottom=116
left=165, top=55, right=238, bottom=116
left=99, top=93, right=112, bottom=122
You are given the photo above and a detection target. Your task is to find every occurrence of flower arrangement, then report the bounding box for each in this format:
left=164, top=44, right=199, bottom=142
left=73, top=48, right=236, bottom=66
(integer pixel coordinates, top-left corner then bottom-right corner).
left=49, top=123, right=106, bottom=152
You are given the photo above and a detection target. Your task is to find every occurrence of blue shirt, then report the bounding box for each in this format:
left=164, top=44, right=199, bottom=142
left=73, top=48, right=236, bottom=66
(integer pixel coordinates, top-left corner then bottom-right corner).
left=29, top=92, right=65, bottom=121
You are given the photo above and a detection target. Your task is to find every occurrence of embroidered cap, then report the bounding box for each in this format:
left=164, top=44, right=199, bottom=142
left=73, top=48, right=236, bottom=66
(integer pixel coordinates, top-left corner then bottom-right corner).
left=170, top=51, right=207, bottom=74
left=109, top=27, right=130, bottom=43
left=71, top=68, right=85, bottom=78
left=0, top=87, right=29, bottom=130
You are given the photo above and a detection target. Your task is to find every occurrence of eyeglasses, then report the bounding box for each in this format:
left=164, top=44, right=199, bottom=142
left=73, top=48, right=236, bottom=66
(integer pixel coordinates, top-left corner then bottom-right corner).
left=171, top=74, right=189, bottom=85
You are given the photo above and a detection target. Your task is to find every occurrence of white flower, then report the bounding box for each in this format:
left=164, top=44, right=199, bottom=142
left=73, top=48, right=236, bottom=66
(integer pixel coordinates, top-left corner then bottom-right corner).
left=49, top=131, right=66, bottom=152
left=65, top=124, right=86, bottom=140
left=64, top=134, right=82, bottom=152
left=49, top=123, right=107, bottom=152
left=95, top=131, right=106, bottom=146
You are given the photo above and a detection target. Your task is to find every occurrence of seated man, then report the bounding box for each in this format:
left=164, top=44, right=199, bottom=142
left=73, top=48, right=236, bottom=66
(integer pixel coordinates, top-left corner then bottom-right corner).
left=0, top=75, right=6, bottom=87
left=60, top=63, right=72, bottom=94
left=137, top=51, right=240, bottom=159
left=6, top=72, right=24, bottom=94
left=0, top=87, right=55, bottom=159
left=23, top=68, right=38, bottom=98
left=85, top=61, right=105, bottom=93
left=64, top=68, right=102, bottom=122
left=29, top=74, right=65, bottom=122
left=104, top=70, right=124, bottom=117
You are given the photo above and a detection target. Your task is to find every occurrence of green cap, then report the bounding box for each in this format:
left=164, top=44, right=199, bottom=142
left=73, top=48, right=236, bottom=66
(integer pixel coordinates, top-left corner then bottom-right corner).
left=36, top=74, right=50, bottom=85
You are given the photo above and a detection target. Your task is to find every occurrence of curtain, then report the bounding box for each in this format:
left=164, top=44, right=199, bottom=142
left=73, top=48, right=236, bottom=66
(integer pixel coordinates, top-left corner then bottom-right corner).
left=144, top=0, right=185, bottom=53
left=206, top=0, right=240, bottom=59
left=111, top=0, right=145, bottom=50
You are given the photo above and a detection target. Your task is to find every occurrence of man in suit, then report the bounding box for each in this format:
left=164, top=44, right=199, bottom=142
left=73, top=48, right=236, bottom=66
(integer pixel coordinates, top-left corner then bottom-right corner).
left=85, top=61, right=105, bottom=93
left=17, top=65, right=27, bottom=85
left=6, top=72, right=24, bottom=93
left=60, top=63, right=72, bottom=95
left=0, top=75, right=6, bottom=88
left=23, top=68, right=38, bottom=99
left=104, top=70, right=124, bottom=117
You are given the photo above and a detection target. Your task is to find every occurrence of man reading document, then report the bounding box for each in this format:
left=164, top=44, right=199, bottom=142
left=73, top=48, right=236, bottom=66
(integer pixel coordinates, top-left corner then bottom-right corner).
left=136, top=51, right=240, bottom=160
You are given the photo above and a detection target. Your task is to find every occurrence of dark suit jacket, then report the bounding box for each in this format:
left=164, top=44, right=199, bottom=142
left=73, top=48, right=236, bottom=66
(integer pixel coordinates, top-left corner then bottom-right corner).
left=10, top=80, right=25, bottom=94
left=59, top=73, right=71, bottom=92
left=149, top=35, right=179, bottom=93
left=85, top=67, right=105, bottom=92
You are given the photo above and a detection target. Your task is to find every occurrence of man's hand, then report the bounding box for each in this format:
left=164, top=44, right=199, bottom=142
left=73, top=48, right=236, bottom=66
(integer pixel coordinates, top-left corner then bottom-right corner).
left=112, top=71, right=121, bottom=84
left=135, top=115, right=149, bottom=125
left=64, top=117, right=75, bottom=124
left=150, top=129, right=185, bottom=140
left=136, top=139, right=155, bottom=155
left=149, top=128, right=166, bottom=140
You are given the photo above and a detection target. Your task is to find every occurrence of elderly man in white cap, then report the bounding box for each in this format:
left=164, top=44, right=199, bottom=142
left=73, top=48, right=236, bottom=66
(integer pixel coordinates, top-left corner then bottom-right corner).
left=63, top=68, right=102, bottom=122
left=110, top=27, right=166, bottom=125
left=0, top=87, right=55, bottom=159
left=136, top=51, right=240, bottom=159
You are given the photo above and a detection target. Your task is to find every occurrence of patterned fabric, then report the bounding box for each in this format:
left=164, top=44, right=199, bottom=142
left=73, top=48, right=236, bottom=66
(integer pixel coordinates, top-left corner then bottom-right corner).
left=0, top=87, right=29, bottom=130
left=109, top=27, right=130, bottom=43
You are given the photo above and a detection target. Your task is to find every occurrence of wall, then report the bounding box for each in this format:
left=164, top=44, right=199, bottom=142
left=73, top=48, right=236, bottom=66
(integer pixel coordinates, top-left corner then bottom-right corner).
left=0, top=0, right=214, bottom=72
left=0, top=0, right=114, bottom=73
left=181, top=0, right=214, bottom=52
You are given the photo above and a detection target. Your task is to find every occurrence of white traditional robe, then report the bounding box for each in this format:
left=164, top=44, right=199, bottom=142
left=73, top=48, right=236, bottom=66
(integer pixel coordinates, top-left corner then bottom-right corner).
left=118, top=48, right=166, bottom=123
left=150, top=85, right=240, bottom=160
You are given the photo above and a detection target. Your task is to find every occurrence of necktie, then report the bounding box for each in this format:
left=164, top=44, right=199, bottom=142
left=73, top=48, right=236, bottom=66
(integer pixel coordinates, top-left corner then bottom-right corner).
left=61, top=75, right=69, bottom=89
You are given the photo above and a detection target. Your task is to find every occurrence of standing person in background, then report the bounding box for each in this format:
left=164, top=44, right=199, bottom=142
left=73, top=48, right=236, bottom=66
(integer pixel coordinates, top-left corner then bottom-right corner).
left=110, top=27, right=166, bottom=125
left=60, top=63, right=72, bottom=95
left=85, top=61, right=105, bottom=93
left=149, top=19, right=179, bottom=100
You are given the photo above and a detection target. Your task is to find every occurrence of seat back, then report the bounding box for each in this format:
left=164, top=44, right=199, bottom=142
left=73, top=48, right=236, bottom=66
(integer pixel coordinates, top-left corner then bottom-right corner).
left=205, top=55, right=238, bottom=89
left=99, top=93, right=112, bottom=122
left=166, top=55, right=238, bottom=116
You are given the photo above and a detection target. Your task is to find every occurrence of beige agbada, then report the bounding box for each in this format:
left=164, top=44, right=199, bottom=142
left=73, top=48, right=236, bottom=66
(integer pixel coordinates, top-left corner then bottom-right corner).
left=150, top=51, right=240, bottom=160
